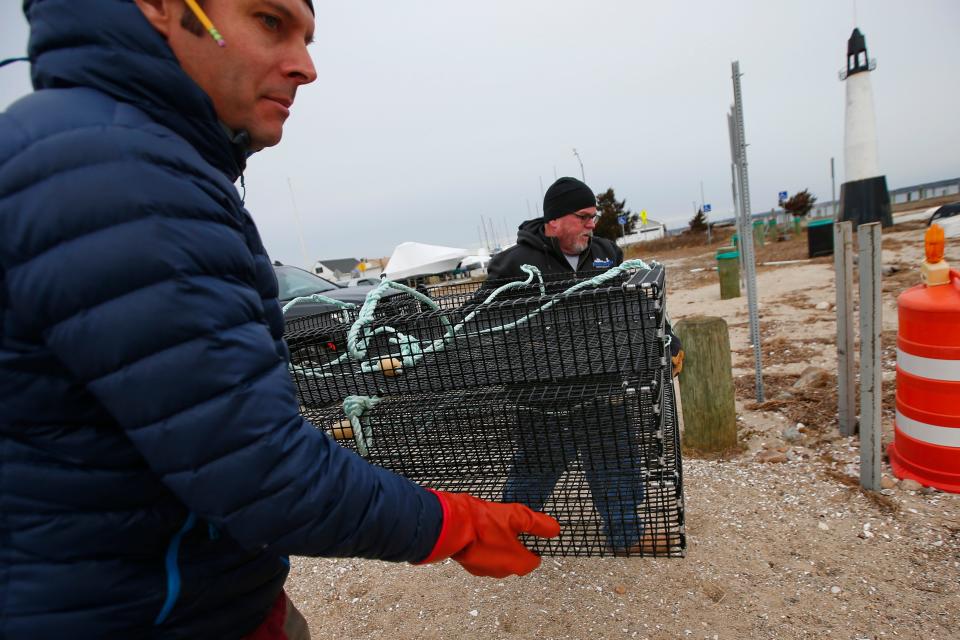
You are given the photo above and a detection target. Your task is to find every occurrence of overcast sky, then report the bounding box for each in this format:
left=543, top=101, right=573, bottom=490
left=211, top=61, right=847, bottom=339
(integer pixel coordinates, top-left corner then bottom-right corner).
left=2, top=1, right=958, bottom=268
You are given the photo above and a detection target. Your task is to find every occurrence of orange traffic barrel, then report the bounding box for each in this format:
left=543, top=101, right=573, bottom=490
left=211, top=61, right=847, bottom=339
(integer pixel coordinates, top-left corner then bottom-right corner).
left=888, top=264, right=960, bottom=493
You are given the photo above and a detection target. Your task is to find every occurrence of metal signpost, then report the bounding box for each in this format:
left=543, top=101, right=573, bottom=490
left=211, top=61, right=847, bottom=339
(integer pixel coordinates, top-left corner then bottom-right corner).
left=730, top=61, right=764, bottom=402
left=834, top=221, right=857, bottom=437
left=858, top=223, right=883, bottom=490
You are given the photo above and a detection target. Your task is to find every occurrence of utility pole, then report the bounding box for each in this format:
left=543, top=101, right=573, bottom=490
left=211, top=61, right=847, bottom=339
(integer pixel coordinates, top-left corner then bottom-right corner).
left=572, top=148, right=585, bottom=182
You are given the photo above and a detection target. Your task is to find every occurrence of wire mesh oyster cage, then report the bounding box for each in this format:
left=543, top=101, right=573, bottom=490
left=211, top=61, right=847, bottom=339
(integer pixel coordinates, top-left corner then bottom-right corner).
left=284, top=263, right=668, bottom=408
left=303, top=373, right=684, bottom=557
left=282, top=293, right=423, bottom=335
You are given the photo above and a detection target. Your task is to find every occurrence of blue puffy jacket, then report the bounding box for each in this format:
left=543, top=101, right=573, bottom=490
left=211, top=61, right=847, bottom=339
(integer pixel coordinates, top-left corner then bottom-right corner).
left=0, top=2, right=441, bottom=637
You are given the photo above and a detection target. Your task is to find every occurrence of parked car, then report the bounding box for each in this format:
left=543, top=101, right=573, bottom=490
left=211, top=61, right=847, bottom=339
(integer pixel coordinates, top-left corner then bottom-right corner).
left=928, top=202, right=960, bottom=239
left=274, top=264, right=396, bottom=322
left=336, top=276, right=382, bottom=287
left=928, top=202, right=960, bottom=226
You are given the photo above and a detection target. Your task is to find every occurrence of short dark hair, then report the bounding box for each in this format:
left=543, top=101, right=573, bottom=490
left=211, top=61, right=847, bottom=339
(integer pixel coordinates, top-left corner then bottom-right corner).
left=180, top=1, right=206, bottom=37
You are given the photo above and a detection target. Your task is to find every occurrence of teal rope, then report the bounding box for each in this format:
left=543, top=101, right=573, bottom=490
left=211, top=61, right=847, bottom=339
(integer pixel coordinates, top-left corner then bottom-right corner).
left=347, top=280, right=445, bottom=363
left=288, top=259, right=659, bottom=384
left=343, top=395, right=381, bottom=455
left=346, top=264, right=548, bottom=371
left=347, top=260, right=655, bottom=369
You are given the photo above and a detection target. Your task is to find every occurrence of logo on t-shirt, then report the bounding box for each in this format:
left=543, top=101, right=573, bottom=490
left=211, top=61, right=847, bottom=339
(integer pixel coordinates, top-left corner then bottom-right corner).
left=592, top=257, right=614, bottom=268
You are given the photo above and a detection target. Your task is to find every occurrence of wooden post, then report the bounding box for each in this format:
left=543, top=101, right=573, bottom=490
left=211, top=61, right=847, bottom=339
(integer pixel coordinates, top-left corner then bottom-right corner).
left=858, top=223, right=882, bottom=491
left=834, top=221, right=856, bottom=436
left=675, top=316, right=737, bottom=452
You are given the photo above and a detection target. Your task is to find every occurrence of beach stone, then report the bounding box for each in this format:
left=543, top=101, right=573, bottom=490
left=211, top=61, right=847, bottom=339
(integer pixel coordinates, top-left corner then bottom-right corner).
left=792, top=366, right=830, bottom=391
left=880, top=475, right=897, bottom=489
left=899, top=479, right=923, bottom=492
left=815, top=301, right=830, bottom=310
left=755, top=450, right=788, bottom=463
left=782, top=425, right=803, bottom=443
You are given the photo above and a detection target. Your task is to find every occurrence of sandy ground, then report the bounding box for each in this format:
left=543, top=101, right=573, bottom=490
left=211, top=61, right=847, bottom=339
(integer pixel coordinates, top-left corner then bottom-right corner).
left=285, top=216, right=959, bottom=640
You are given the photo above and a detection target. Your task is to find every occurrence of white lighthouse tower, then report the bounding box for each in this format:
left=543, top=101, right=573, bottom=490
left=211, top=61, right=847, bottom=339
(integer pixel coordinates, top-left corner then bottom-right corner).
left=839, top=28, right=892, bottom=227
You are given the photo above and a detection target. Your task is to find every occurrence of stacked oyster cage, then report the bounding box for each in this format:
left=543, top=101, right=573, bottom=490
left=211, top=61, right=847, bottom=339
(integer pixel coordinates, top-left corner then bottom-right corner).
left=283, top=265, right=685, bottom=557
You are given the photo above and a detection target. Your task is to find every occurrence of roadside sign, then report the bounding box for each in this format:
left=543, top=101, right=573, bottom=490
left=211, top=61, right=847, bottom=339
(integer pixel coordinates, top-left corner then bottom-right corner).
left=640, top=209, right=648, bottom=225
left=703, top=204, right=712, bottom=213
left=617, top=216, right=627, bottom=226
left=778, top=191, right=788, bottom=202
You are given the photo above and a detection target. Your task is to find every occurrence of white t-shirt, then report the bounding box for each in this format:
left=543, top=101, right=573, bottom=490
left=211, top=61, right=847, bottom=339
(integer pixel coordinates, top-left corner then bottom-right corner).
left=565, top=254, right=579, bottom=270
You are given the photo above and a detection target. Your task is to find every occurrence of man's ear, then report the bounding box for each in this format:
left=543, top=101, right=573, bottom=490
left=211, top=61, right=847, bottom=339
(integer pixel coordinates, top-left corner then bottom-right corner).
left=133, top=0, right=177, bottom=38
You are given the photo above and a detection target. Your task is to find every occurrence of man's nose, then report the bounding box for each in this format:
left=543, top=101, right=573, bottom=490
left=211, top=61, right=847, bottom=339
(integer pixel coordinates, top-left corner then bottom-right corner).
left=287, top=45, right=318, bottom=86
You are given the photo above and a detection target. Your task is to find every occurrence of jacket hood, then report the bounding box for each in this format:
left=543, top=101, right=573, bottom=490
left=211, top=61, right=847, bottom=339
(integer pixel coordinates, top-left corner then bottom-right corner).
left=24, top=0, right=247, bottom=180
left=516, top=217, right=549, bottom=249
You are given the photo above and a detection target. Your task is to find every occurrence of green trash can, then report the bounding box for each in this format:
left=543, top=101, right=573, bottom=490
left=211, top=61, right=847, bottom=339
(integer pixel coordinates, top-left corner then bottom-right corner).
left=807, top=218, right=834, bottom=257
left=717, top=249, right=740, bottom=300
left=731, top=233, right=738, bottom=248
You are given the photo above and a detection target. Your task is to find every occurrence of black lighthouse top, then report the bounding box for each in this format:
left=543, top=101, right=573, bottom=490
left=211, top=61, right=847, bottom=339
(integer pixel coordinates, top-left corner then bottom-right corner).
left=845, top=28, right=875, bottom=77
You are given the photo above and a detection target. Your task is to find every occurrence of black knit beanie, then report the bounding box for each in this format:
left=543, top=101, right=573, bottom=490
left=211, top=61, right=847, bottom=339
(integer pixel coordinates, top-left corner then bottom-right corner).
left=543, top=177, right=596, bottom=221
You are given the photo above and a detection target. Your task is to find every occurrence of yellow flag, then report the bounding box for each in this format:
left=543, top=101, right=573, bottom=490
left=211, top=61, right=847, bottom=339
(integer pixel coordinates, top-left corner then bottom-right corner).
left=641, top=209, right=648, bottom=225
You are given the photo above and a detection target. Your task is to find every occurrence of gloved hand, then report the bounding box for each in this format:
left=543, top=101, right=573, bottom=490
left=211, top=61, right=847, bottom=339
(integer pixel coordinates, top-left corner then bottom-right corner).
left=671, top=349, right=684, bottom=377
left=416, top=489, right=560, bottom=578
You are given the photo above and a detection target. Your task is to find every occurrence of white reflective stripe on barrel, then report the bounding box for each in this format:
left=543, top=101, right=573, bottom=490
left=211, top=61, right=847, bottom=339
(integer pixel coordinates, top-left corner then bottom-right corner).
left=897, top=349, right=960, bottom=382
left=896, top=410, right=960, bottom=448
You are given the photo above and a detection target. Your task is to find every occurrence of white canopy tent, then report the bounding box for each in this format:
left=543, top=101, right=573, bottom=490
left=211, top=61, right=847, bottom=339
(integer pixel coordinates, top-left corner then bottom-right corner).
left=383, top=242, right=471, bottom=280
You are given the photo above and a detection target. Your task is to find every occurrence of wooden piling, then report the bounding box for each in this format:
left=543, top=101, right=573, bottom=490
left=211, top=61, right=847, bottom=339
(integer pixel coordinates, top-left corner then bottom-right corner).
left=675, top=316, right=738, bottom=452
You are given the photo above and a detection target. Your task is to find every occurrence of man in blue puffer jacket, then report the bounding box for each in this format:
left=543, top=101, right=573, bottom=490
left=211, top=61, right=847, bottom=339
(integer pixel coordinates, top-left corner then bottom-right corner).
left=0, top=1, right=559, bottom=638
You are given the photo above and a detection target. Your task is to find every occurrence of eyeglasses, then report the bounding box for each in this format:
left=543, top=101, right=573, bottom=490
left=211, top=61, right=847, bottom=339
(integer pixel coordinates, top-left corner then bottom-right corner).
left=570, top=212, right=601, bottom=224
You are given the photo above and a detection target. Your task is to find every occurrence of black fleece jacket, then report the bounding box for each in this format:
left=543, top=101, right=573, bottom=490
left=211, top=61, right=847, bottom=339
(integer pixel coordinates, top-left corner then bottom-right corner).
left=486, top=218, right=622, bottom=279
left=484, top=218, right=681, bottom=356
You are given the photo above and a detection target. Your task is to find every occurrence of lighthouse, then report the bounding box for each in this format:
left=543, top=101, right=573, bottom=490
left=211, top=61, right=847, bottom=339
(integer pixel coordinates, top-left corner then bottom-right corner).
left=839, top=28, right=893, bottom=228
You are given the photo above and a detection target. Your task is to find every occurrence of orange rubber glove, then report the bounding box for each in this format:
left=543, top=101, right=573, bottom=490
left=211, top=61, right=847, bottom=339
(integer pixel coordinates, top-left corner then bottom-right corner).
left=417, top=489, right=561, bottom=578
left=672, top=349, right=684, bottom=377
